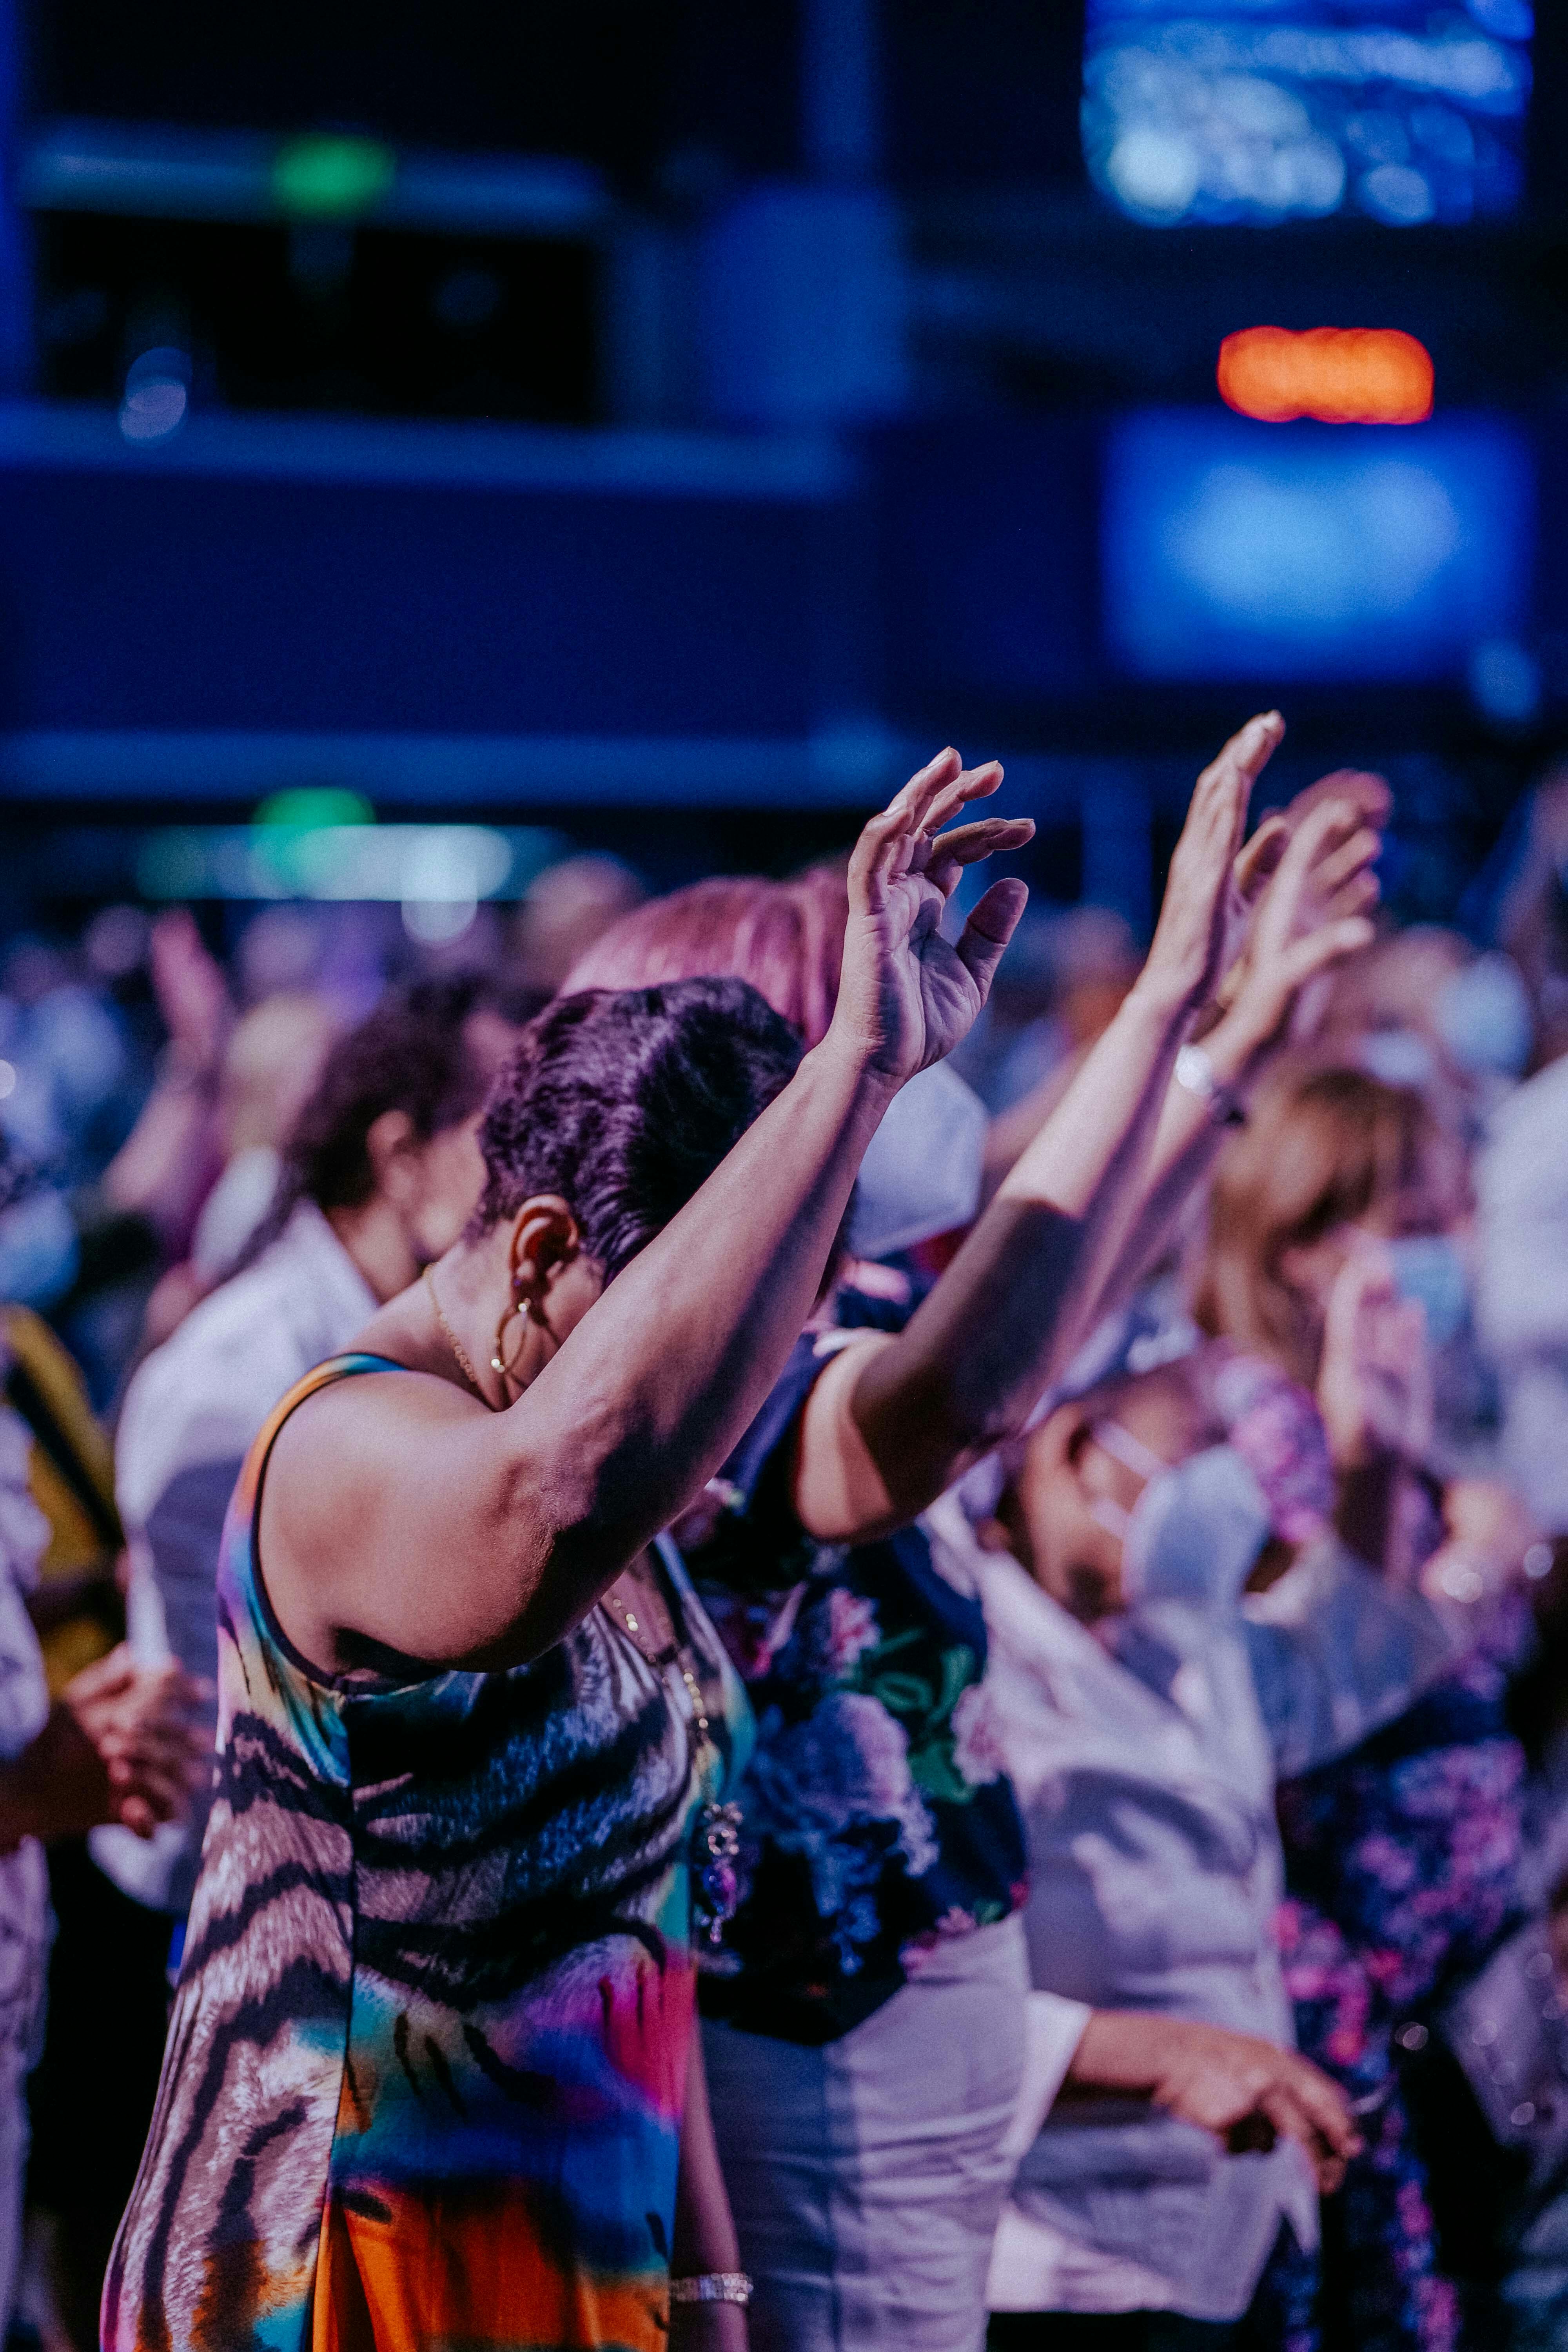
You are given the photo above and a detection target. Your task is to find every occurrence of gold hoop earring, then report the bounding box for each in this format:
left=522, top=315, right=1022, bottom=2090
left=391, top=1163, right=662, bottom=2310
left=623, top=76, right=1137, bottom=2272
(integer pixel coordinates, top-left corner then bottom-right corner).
left=491, top=1296, right=530, bottom=1379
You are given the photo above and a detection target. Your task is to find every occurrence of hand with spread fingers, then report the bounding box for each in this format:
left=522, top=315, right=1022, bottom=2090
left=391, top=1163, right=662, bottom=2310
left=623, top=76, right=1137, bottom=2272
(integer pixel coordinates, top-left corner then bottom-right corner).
left=1216, top=793, right=1383, bottom=1059
left=833, top=748, right=1034, bottom=1084
left=1213, top=759, right=1387, bottom=1038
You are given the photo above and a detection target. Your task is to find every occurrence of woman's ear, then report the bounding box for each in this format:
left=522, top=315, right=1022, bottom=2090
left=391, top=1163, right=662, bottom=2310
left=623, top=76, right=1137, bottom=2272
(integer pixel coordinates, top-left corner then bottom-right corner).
left=506, top=1196, right=582, bottom=1322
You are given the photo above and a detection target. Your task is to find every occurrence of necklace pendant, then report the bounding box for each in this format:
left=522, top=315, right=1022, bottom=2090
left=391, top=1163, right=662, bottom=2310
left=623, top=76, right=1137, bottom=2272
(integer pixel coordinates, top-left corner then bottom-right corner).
left=692, top=1799, right=743, bottom=1947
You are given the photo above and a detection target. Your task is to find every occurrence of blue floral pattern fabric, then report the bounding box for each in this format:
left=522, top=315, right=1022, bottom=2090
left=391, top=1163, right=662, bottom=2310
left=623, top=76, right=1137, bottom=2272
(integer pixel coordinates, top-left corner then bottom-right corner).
left=683, top=1283, right=1027, bottom=2044
left=1272, top=1650, right=1528, bottom=2352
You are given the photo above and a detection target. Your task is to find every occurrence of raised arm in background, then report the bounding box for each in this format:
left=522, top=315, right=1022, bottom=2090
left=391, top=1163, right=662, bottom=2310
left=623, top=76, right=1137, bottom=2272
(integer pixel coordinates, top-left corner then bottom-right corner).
left=795, top=715, right=1379, bottom=1540
left=1073, top=769, right=1389, bottom=1332
left=258, top=753, right=1034, bottom=1672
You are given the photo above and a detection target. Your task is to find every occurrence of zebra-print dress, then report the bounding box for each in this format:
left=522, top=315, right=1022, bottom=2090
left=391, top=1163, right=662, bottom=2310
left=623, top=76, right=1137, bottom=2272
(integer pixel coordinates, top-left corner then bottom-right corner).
left=103, top=1353, right=751, bottom=2352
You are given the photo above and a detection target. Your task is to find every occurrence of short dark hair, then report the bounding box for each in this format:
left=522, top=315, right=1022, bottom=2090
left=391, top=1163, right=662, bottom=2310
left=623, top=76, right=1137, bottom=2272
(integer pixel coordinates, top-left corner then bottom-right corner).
left=473, top=978, right=802, bottom=1282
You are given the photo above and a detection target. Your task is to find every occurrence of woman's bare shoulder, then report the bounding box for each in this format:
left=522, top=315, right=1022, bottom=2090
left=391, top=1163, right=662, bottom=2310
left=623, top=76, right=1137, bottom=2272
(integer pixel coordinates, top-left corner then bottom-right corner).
left=257, top=1348, right=492, bottom=1655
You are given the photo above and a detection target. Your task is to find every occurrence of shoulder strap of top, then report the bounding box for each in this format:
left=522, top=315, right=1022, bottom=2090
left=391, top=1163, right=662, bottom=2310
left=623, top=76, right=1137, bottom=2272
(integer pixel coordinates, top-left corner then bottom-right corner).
left=244, top=1351, right=407, bottom=1506
left=228, top=1352, right=409, bottom=1681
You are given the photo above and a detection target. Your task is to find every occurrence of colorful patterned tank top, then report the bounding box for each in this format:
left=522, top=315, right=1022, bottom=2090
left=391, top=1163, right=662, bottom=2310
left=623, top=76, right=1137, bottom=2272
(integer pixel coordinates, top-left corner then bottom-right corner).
left=103, top=1354, right=752, bottom=2352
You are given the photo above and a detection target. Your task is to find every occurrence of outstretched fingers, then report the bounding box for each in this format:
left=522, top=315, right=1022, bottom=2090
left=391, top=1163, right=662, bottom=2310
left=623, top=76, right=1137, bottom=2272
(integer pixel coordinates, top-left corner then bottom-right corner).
left=1261, top=797, right=1379, bottom=942
left=1173, top=711, right=1286, bottom=918
left=849, top=750, right=1003, bottom=911
left=1233, top=814, right=1290, bottom=905
left=1194, top=710, right=1285, bottom=826
left=926, top=814, right=1036, bottom=895
left=890, top=746, right=963, bottom=828
left=848, top=801, right=922, bottom=911
left=1286, top=766, right=1392, bottom=835
left=1279, top=915, right=1378, bottom=995
left=1309, top=821, right=1382, bottom=910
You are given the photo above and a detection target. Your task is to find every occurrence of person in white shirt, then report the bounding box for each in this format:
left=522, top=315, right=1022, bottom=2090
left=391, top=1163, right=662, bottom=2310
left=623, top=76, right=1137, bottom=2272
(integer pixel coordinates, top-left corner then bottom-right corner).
left=942, top=1326, right=1495, bottom=2349
left=100, top=975, right=519, bottom=1913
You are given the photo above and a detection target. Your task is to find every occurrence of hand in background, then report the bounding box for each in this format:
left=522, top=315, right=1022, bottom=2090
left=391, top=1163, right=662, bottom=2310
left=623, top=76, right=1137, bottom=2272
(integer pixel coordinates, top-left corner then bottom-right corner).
left=1069, top=2010, right=1359, bottom=2196
left=56, top=1644, right=211, bottom=1839
left=149, top=909, right=233, bottom=1081
left=832, top=748, right=1034, bottom=1082
left=1216, top=793, right=1382, bottom=1060
left=1137, top=711, right=1284, bottom=1016
left=1419, top=1475, right=1542, bottom=1612
left=1317, top=1242, right=1433, bottom=1473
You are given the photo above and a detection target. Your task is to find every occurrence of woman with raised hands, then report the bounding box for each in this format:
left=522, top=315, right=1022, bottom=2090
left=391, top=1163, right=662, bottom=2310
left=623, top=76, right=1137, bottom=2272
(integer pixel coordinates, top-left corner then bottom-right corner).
left=559, top=714, right=1383, bottom=2352
left=100, top=753, right=1032, bottom=2352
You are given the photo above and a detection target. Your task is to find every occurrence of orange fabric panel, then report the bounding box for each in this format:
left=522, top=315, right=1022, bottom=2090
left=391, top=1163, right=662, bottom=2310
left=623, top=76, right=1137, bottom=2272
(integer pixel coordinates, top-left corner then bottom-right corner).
left=312, top=2183, right=669, bottom=2352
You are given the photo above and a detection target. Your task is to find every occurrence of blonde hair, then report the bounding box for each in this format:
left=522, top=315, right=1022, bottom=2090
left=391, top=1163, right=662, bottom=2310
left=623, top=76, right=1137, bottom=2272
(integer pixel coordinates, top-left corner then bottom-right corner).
left=1194, top=1062, right=1438, bottom=1389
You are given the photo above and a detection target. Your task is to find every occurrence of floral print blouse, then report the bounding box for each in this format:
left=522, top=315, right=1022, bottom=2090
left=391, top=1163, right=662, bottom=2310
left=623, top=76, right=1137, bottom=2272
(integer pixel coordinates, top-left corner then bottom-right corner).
left=683, top=1277, right=1028, bottom=2044
left=1273, top=1645, right=1529, bottom=2352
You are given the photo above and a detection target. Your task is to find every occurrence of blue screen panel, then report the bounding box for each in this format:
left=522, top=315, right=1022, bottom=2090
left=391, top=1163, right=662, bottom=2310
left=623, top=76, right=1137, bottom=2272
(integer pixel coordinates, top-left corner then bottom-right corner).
left=1103, top=411, right=1533, bottom=681
left=1083, top=2, right=1532, bottom=229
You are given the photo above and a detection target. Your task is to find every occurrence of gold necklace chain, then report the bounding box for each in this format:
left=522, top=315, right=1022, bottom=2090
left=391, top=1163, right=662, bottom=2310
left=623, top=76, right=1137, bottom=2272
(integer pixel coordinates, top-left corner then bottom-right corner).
left=604, top=1564, right=739, bottom=1950
left=423, top=1266, right=491, bottom=1403
left=603, top=1579, right=712, bottom=1743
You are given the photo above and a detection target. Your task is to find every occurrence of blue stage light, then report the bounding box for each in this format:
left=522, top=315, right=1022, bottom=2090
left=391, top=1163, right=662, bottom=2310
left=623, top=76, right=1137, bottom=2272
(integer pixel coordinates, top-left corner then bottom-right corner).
left=1084, top=2, right=1532, bottom=229
left=1103, top=410, right=1533, bottom=679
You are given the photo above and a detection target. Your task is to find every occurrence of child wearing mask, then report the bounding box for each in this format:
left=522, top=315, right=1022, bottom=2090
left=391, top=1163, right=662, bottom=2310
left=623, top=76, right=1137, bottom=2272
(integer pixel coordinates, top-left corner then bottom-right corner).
left=945, top=1324, right=1497, bottom=2350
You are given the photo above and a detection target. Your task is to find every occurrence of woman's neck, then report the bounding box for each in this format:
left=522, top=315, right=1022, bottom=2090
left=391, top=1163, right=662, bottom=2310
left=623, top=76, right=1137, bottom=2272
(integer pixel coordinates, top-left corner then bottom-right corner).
left=421, top=1241, right=555, bottom=1408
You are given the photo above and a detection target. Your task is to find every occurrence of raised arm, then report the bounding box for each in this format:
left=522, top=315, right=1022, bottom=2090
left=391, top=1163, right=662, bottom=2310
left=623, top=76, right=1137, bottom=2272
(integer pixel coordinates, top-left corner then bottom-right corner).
left=261, top=754, right=1032, bottom=1670
left=1078, top=776, right=1385, bottom=1325
left=795, top=713, right=1292, bottom=1538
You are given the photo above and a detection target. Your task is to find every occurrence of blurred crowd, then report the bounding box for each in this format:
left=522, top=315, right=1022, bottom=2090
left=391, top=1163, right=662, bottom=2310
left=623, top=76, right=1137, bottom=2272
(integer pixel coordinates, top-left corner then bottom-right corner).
left=6, top=757, right=1568, bottom=2351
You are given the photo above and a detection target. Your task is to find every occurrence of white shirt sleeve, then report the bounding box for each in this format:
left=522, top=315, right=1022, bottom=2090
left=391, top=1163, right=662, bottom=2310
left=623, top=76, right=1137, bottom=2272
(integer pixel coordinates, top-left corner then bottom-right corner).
left=999, top=1991, right=1094, bottom=2166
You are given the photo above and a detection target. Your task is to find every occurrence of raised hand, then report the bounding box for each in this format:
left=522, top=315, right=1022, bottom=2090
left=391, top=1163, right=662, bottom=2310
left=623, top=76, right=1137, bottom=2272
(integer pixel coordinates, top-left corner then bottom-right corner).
left=1139, top=712, right=1285, bottom=1016
left=832, top=748, right=1034, bottom=1083
left=149, top=908, right=232, bottom=1078
left=1218, top=793, right=1381, bottom=1055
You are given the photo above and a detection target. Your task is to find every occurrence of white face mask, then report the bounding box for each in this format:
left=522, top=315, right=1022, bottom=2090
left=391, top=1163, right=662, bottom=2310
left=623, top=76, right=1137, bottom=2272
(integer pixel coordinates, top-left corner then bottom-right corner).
left=1359, top=1028, right=1437, bottom=1092
left=1435, top=954, right=1533, bottom=1080
left=1120, top=1443, right=1272, bottom=1610
left=848, top=1061, right=987, bottom=1260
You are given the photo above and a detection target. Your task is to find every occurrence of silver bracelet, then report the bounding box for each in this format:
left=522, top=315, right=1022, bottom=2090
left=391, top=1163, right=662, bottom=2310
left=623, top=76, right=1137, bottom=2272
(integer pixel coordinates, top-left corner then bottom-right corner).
left=1174, top=1042, right=1247, bottom=1129
left=670, top=2272, right=753, bottom=2307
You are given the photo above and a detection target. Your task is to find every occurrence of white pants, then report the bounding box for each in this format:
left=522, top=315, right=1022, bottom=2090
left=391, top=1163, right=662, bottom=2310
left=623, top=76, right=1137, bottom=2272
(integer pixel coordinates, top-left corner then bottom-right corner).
left=704, top=1915, right=1030, bottom=2352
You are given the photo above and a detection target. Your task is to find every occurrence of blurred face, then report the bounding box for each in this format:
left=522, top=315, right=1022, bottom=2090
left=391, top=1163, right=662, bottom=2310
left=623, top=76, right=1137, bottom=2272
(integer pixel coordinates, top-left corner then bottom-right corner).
left=399, top=1112, right=489, bottom=1267
left=1279, top=1123, right=1471, bottom=1323
left=379, top=1010, right=523, bottom=1270
left=1003, top=1383, right=1211, bottom=1625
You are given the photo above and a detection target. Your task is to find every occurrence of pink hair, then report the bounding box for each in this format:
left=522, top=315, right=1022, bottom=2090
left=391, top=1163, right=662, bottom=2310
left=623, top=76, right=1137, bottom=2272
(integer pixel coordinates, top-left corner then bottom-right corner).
left=559, top=865, right=849, bottom=1048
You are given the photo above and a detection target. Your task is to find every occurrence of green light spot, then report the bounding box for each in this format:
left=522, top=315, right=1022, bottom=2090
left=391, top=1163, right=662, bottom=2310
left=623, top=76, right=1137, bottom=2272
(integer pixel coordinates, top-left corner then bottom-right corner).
left=254, top=788, right=375, bottom=832
left=272, top=136, right=395, bottom=220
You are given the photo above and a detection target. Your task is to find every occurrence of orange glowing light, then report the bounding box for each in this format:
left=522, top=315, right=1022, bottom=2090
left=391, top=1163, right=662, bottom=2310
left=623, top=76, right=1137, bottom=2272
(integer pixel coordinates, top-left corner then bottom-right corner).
left=1217, top=327, right=1434, bottom=425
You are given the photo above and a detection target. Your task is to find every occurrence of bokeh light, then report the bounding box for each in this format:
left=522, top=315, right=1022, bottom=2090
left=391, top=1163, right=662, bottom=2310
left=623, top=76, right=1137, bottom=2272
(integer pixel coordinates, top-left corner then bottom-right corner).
left=1084, top=3, right=1532, bottom=229
left=1218, top=327, right=1434, bottom=425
